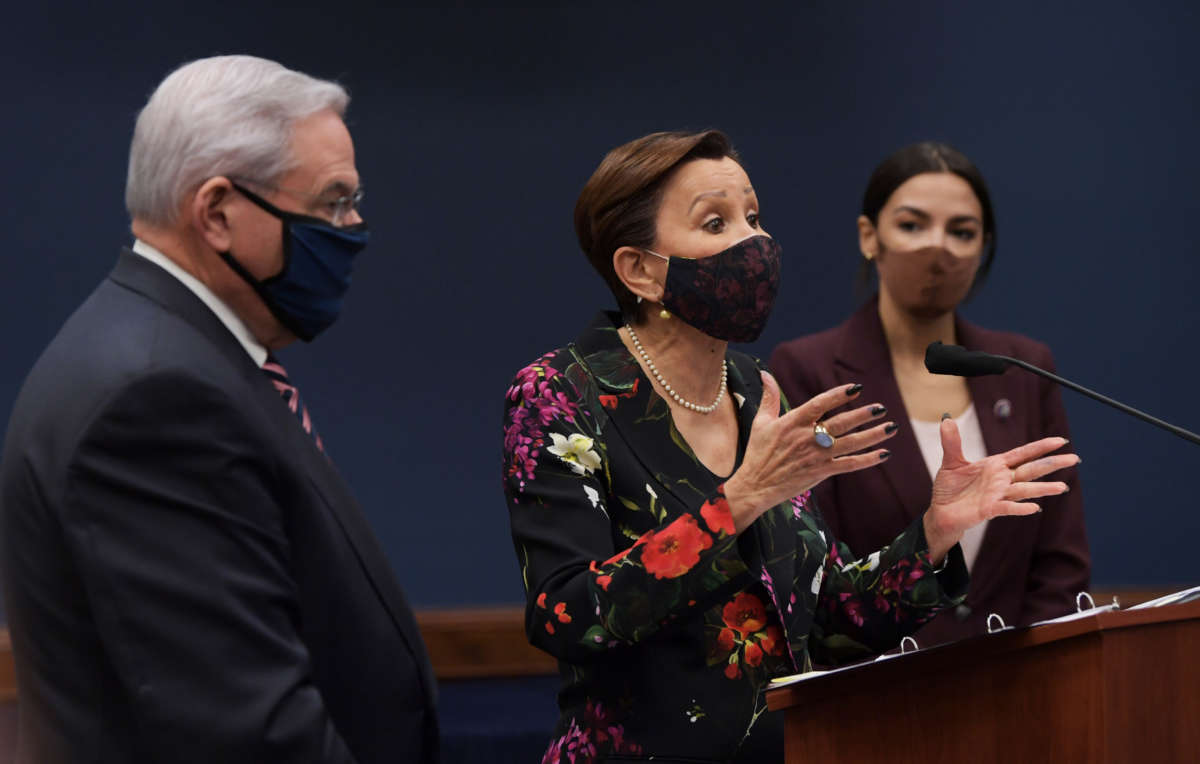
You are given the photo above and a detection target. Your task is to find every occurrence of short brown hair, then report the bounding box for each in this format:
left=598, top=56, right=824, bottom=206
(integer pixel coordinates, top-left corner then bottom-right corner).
left=574, top=130, right=740, bottom=319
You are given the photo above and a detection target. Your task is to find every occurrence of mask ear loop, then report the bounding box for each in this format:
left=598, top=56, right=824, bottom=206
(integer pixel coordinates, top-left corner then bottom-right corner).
left=638, top=249, right=671, bottom=319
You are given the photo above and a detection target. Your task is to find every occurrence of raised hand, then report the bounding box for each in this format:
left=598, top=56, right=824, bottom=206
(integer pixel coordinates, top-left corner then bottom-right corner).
left=923, top=417, right=1080, bottom=563
left=723, top=372, right=895, bottom=532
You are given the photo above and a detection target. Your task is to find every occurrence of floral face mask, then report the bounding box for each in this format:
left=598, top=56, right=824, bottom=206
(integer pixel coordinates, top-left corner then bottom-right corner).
left=645, top=234, right=782, bottom=343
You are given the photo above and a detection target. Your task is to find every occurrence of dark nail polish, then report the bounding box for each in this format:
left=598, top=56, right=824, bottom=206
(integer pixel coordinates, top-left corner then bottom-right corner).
left=846, top=384, right=863, bottom=396
left=870, top=405, right=887, bottom=417
left=941, top=412, right=951, bottom=421
left=885, top=423, right=899, bottom=435
left=879, top=450, right=891, bottom=461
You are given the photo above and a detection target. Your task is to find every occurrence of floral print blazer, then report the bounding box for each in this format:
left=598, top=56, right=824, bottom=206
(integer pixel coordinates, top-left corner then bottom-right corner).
left=502, top=313, right=968, bottom=764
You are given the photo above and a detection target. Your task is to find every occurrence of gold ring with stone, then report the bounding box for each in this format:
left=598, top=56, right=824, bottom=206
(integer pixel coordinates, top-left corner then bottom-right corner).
left=813, top=422, right=835, bottom=449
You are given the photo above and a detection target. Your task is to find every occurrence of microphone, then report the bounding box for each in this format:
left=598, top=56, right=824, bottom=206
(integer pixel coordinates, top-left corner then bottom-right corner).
left=925, top=341, right=1200, bottom=447
left=924, top=342, right=1010, bottom=377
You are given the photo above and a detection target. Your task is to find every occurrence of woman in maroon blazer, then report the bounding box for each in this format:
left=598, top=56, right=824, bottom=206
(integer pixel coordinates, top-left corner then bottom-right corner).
left=769, top=142, right=1090, bottom=647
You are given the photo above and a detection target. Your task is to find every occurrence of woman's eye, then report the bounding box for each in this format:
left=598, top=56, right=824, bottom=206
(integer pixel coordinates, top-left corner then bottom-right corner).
left=747, top=212, right=760, bottom=228
left=898, top=221, right=919, bottom=233
left=952, top=229, right=978, bottom=241
left=703, top=217, right=725, bottom=233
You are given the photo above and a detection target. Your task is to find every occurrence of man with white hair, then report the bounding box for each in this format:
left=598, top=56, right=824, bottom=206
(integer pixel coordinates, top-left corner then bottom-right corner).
left=0, top=56, right=438, bottom=762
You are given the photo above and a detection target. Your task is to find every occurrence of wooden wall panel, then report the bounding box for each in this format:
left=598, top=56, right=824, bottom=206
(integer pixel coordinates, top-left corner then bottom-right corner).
left=416, top=606, right=556, bottom=679
left=0, top=632, right=12, bottom=703
left=0, top=588, right=1174, bottom=697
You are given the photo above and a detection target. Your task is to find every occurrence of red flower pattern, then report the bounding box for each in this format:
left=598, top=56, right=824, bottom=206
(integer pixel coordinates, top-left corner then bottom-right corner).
left=588, top=560, right=613, bottom=591
left=759, top=625, right=784, bottom=656
left=598, top=379, right=639, bottom=411
left=722, top=592, right=767, bottom=637
left=639, top=515, right=712, bottom=580
left=504, top=336, right=962, bottom=763
left=744, top=642, right=763, bottom=666
left=717, top=627, right=736, bottom=652
left=601, top=533, right=649, bottom=567
left=711, top=592, right=789, bottom=681
left=700, top=493, right=735, bottom=537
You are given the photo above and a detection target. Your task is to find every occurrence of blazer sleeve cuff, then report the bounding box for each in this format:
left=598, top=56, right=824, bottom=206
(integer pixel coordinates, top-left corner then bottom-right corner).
left=931, top=541, right=969, bottom=602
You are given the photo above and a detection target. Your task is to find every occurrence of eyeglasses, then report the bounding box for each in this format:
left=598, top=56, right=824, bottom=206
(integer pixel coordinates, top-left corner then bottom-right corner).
left=230, top=177, right=365, bottom=226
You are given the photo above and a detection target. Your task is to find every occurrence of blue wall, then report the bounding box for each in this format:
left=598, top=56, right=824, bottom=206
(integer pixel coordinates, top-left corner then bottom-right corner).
left=2, top=1, right=1198, bottom=609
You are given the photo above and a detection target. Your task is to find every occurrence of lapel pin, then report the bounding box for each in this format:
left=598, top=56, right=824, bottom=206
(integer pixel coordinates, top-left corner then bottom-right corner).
left=993, top=398, right=1012, bottom=420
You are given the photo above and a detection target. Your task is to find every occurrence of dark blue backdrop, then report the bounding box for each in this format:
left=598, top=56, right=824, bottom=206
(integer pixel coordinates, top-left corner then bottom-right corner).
left=3, top=1, right=1198, bottom=610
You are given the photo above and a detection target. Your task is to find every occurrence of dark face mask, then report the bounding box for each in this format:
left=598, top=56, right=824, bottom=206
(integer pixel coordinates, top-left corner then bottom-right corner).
left=220, top=183, right=370, bottom=342
left=645, top=234, right=782, bottom=343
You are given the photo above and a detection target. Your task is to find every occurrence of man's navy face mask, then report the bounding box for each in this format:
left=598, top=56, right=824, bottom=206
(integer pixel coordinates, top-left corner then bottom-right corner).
left=220, top=182, right=370, bottom=342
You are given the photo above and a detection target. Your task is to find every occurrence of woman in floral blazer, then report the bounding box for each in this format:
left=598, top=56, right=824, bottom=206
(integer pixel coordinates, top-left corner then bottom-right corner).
left=502, top=130, right=1079, bottom=763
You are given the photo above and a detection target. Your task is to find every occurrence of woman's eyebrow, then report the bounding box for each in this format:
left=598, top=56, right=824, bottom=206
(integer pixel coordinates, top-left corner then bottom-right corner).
left=948, top=214, right=983, bottom=225
left=892, top=205, right=930, bottom=219
left=688, top=186, right=756, bottom=213
left=688, top=190, right=726, bottom=213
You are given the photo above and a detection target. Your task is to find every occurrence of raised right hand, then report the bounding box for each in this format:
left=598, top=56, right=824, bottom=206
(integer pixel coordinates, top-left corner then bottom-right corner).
left=723, top=372, right=894, bottom=533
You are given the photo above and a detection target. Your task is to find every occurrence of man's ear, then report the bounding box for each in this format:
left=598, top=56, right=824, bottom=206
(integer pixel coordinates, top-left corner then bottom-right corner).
left=191, top=177, right=236, bottom=253
left=857, top=214, right=878, bottom=260
left=613, top=245, right=666, bottom=303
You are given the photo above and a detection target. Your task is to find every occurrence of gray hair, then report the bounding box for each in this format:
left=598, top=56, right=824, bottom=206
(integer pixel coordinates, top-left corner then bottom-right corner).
left=125, top=55, right=350, bottom=225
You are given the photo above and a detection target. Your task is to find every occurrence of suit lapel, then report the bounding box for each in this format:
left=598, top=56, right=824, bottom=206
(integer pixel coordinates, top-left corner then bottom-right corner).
left=573, top=314, right=803, bottom=642
left=255, top=371, right=438, bottom=706
left=832, top=298, right=932, bottom=524
left=726, top=353, right=763, bottom=452
left=110, top=249, right=262, bottom=384
left=725, top=356, right=799, bottom=639
left=827, top=301, right=1037, bottom=604
left=958, top=317, right=1028, bottom=599
left=571, top=313, right=727, bottom=514
left=110, top=249, right=437, bottom=706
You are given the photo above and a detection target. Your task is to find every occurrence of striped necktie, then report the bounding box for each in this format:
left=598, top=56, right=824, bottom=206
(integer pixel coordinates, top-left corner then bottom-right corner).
left=262, top=355, right=325, bottom=453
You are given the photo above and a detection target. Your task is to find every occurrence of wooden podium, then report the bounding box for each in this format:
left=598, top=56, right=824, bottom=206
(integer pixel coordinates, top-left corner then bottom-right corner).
left=765, top=599, right=1200, bottom=762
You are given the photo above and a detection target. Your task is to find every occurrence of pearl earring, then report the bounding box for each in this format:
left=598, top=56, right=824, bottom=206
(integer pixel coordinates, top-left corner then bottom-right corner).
left=659, top=308, right=671, bottom=320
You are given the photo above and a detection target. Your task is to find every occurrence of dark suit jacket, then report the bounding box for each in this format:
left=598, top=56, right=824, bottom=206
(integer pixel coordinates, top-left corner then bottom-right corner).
left=0, top=251, right=438, bottom=763
left=769, top=296, right=1090, bottom=647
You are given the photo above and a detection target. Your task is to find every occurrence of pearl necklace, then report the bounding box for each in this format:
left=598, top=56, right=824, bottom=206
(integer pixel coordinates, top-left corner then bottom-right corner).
left=625, top=323, right=727, bottom=414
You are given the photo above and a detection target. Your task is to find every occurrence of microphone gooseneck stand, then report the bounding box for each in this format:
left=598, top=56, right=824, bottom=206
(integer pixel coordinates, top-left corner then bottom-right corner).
left=925, top=341, right=1200, bottom=447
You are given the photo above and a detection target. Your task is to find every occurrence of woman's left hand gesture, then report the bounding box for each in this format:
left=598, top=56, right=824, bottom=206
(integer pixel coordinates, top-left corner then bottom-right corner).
left=923, top=418, right=1081, bottom=563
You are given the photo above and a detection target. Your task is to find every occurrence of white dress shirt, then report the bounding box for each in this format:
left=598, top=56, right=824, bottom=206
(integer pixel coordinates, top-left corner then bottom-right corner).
left=131, top=239, right=269, bottom=367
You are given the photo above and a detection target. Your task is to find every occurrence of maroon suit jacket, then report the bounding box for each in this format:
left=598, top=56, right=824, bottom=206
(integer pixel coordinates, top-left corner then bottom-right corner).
left=768, top=296, right=1090, bottom=647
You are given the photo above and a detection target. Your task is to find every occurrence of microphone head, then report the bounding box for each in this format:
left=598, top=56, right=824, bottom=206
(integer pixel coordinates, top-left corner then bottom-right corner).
left=925, top=342, right=1010, bottom=377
